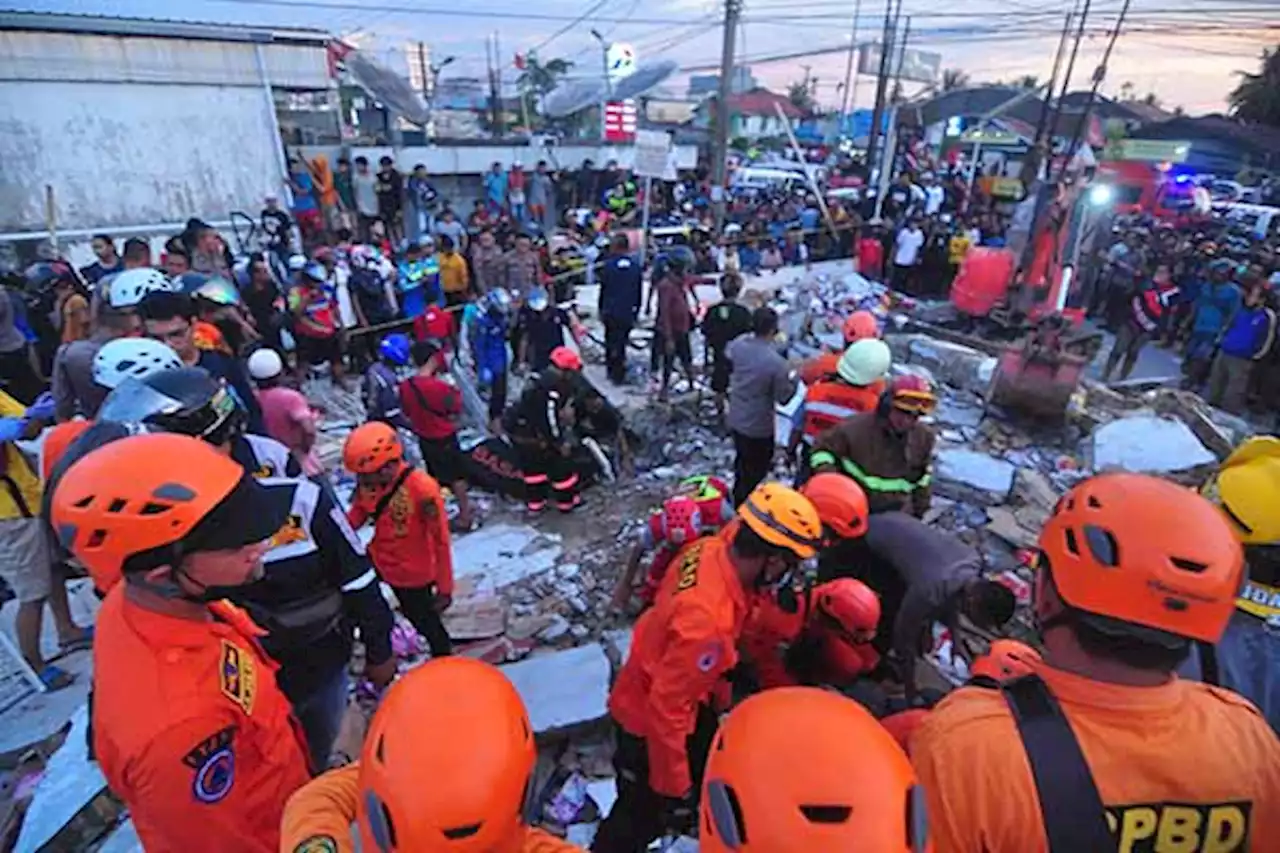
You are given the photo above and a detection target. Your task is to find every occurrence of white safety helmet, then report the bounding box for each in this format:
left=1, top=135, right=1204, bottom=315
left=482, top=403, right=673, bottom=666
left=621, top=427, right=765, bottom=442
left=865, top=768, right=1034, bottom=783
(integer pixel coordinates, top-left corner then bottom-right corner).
left=246, top=348, right=284, bottom=381
left=837, top=338, right=892, bottom=386
left=92, top=338, right=183, bottom=389
left=108, top=267, right=178, bottom=309
left=287, top=254, right=308, bottom=273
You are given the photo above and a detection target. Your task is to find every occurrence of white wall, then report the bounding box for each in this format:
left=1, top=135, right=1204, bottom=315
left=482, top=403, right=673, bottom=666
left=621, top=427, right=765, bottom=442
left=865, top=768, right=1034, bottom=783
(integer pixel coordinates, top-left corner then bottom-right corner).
left=0, top=80, right=284, bottom=234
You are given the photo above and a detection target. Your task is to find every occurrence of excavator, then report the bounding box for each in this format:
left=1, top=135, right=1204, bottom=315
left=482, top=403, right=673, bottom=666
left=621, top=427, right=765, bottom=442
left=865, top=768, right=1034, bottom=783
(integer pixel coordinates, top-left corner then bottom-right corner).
left=949, top=175, right=1106, bottom=419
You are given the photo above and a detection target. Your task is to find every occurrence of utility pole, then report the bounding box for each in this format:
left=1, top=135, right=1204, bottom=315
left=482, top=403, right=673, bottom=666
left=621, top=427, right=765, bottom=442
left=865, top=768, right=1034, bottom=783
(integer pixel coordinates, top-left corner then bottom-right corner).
left=865, top=0, right=900, bottom=173
left=837, top=0, right=862, bottom=137
left=1031, top=10, right=1075, bottom=150
left=416, top=42, right=429, bottom=99
left=711, top=0, right=743, bottom=234
left=485, top=33, right=501, bottom=138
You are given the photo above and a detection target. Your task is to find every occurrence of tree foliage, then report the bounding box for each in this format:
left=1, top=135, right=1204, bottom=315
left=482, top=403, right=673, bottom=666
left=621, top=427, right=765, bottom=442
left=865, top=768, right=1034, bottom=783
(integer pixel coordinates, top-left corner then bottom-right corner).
left=941, top=68, right=970, bottom=92
left=516, top=56, right=574, bottom=98
left=1229, top=45, right=1280, bottom=128
left=787, top=80, right=816, bottom=113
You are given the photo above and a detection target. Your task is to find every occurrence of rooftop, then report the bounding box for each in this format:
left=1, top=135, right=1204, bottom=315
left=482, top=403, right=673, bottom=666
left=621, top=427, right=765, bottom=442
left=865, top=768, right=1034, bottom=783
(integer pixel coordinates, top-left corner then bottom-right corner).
left=0, top=10, right=329, bottom=44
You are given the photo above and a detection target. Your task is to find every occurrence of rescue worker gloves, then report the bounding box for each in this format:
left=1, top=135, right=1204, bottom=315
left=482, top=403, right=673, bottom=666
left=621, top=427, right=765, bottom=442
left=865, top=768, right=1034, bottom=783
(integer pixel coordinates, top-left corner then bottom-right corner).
left=837, top=338, right=892, bottom=387
left=356, top=658, right=537, bottom=853
left=549, top=346, right=583, bottom=372
left=701, top=687, right=931, bottom=852
left=49, top=434, right=287, bottom=593
left=842, top=310, right=880, bottom=345
left=800, top=473, right=870, bottom=542
left=739, top=483, right=824, bottom=561
left=1204, top=435, right=1280, bottom=545
left=888, top=374, right=937, bottom=416
left=969, top=639, right=1042, bottom=682
left=343, top=422, right=404, bottom=475
left=1038, top=472, right=1245, bottom=644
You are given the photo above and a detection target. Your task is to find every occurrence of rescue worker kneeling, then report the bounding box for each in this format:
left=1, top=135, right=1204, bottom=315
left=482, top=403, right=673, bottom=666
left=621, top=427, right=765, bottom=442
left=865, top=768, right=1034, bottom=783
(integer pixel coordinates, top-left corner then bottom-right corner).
left=591, top=483, right=823, bottom=853
left=912, top=473, right=1280, bottom=852
left=50, top=435, right=311, bottom=852
left=280, top=657, right=581, bottom=852
left=700, top=687, right=931, bottom=852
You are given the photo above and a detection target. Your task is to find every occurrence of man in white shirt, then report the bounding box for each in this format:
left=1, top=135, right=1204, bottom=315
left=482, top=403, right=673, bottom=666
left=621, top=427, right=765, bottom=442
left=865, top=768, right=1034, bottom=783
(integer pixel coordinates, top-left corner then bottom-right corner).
left=892, top=217, right=926, bottom=295
left=921, top=172, right=945, bottom=216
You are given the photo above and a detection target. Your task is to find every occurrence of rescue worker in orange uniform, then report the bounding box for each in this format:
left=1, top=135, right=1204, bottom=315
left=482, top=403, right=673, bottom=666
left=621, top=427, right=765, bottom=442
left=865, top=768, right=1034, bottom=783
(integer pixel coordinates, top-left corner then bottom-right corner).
left=739, top=473, right=879, bottom=690
left=700, top=687, right=932, bottom=852
left=591, top=483, right=823, bottom=852
left=50, top=434, right=311, bottom=852
left=878, top=639, right=1041, bottom=753
left=795, top=338, right=892, bottom=479
left=811, top=373, right=937, bottom=517
left=280, top=657, right=582, bottom=853
left=798, top=310, right=880, bottom=385
left=912, top=473, right=1280, bottom=852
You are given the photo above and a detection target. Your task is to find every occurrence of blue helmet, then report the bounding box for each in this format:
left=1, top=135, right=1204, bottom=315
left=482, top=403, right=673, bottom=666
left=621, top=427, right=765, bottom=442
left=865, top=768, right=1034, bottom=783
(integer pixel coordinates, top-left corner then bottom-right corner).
left=301, top=261, right=327, bottom=283
left=379, top=333, right=412, bottom=366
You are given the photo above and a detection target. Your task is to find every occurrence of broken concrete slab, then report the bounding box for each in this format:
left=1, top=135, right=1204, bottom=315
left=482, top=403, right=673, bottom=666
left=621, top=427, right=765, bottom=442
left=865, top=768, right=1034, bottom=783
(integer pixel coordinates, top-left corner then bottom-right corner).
left=441, top=594, right=507, bottom=641
left=985, top=507, right=1039, bottom=550
left=899, top=335, right=999, bottom=394
left=934, top=449, right=1017, bottom=505
left=1152, top=389, right=1235, bottom=461
left=501, top=643, right=611, bottom=734
left=1014, top=467, right=1060, bottom=512
left=1090, top=414, right=1216, bottom=474
left=935, top=397, right=986, bottom=429
left=452, top=523, right=564, bottom=590
left=13, top=706, right=108, bottom=853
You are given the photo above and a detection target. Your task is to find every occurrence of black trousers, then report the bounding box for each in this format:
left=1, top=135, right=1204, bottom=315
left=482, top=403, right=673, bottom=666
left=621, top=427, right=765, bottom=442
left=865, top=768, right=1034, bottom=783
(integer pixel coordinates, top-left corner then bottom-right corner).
left=591, top=707, right=719, bottom=853
left=603, top=317, right=633, bottom=383
left=732, top=431, right=775, bottom=507
left=392, top=584, right=454, bottom=657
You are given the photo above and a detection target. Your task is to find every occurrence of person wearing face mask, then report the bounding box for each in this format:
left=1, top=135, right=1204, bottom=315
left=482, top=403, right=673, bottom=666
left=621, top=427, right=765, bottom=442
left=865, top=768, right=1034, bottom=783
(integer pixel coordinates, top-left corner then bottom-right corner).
left=49, top=434, right=312, bottom=852
left=810, top=373, right=937, bottom=519
left=591, top=483, right=823, bottom=852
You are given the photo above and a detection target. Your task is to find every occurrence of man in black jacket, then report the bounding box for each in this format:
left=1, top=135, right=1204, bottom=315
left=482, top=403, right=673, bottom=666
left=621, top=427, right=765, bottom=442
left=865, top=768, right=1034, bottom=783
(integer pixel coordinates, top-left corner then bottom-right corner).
left=597, top=234, right=642, bottom=384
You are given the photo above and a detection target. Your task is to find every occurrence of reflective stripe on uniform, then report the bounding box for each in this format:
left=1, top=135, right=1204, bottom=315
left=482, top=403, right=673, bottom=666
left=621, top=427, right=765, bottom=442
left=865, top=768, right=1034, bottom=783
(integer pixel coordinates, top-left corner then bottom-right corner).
left=838, top=458, right=930, bottom=494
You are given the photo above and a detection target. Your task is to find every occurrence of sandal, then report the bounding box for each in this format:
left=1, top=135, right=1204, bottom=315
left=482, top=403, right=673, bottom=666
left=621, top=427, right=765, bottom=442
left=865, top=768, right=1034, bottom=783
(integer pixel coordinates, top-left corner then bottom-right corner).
left=37, top=665, right=75, bottom=691
left=57, top=628, right=94, bottom=657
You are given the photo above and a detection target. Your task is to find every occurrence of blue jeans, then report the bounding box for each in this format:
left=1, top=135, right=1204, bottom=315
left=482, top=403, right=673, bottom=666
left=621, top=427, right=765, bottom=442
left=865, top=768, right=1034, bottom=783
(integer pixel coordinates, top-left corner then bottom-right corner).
left=1180, top=611, right=1280, bottom=736
left=293, top=667, right=350, bottom=771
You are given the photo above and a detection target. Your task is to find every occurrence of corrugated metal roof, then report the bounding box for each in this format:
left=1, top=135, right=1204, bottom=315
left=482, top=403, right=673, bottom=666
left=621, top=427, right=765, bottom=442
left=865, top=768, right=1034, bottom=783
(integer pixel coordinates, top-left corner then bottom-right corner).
left=0, top=10, right=329, bottom=44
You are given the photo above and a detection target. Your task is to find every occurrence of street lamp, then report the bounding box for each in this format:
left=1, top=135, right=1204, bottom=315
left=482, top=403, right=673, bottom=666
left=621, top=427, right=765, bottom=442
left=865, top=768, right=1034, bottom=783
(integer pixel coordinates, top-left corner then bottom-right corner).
left=590, top=29, right=610, bottom=140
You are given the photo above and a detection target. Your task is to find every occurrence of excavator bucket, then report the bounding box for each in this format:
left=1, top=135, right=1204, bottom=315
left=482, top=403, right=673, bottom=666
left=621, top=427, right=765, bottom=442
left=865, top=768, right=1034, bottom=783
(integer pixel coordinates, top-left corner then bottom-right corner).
left=987, top=331, right=1087, bottom=420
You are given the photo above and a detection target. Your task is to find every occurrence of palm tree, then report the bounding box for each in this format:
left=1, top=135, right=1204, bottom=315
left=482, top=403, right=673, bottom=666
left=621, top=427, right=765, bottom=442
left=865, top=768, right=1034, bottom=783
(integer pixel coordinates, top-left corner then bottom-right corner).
left=1229, top=45, right=1280, bottom=128
left=787, top=80, right=816, bottom=113
left=941, top=68, right=970, bottom=92
left=516, top=56, right=574, bottom=99
left=1013, top=74, right=1040, bottom=90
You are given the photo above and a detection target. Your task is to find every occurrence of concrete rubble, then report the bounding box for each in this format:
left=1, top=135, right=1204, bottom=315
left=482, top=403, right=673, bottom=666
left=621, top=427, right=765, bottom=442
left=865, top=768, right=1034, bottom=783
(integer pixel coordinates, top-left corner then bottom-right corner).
left=1090, top=414, right=1218, bottom=475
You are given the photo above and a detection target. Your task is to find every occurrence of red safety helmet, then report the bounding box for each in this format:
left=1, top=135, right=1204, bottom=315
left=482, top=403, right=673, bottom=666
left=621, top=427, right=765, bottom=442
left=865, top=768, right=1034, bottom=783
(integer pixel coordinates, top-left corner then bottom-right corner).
left=800, top=473, right=870, bottom=541
left=41, top=420, right=93, bottom=481
left=549, top=346, right=582, bottom=372
left=417, top=304, right=454, bottom=342
left=814, top=578, right=881, bottom=643
left=343, top=422, right=404, bottom=474
left=889, top=374, right=937, bottom=415
left=970, top=639, right=1041, bottom=681
left=842, top=310, right=879, bottom=344
left=660, top=495, right=702, bottom=546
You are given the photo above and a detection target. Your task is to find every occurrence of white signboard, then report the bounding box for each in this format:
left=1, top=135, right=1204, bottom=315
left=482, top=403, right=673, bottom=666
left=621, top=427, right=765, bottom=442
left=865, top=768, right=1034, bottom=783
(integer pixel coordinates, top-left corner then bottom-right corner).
left=606, top=42, right=637, bottom=82
left=857, top=43, right=942, bottom=85
left=633, top=129, right=672, bottom=179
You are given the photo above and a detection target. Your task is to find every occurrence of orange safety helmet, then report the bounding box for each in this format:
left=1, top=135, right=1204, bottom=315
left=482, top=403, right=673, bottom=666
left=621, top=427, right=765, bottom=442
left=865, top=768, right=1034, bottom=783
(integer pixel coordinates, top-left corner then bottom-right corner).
left=889, top=374, right=937, bottom=415
left=970, top=639, right=1041, bottom=682
left=40, top=420, right=92, bottom=481
left=1038, top=473, right=1244, bottom=644
left=739, top=483, right=824, bottom=560
left=357, top=658, right=537, bottom=853
left=343, top=422, right=403, bottom=474
left=813, top=578, right=881, bottom=640
left=549, top=346, right=583, bottom=372
left=842, top=310, right=879, bottom=344
left=49, top=434, right=245, bottom=593
left=701, top=687, right=929, bottom=852
left=801, top=472, right=870, bottom=541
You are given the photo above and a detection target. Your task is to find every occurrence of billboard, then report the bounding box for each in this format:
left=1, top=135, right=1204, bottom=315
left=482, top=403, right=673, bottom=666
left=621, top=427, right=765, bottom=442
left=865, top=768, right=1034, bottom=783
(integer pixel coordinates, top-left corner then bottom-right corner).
left=856, top=43, right=941, bottom=85
left=606, top=43, right=637, bottom=82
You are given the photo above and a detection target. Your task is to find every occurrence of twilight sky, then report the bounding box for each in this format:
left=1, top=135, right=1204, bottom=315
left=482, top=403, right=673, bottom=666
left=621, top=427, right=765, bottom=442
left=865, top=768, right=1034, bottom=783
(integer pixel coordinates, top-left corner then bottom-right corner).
left=12, top=0, right=1279, bottom=113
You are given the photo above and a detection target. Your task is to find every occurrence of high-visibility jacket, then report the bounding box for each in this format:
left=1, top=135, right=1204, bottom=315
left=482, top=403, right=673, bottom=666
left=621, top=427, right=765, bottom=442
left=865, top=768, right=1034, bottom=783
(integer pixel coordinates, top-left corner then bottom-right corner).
left=801, top=378, right=885, bottom=445
left=279, top=764, right=583, bottom=853
left=93, top=589, right=311, bottom=853
left=810, top=411, right=936, bottom=517
left=608, top=535, right=749, bottom=797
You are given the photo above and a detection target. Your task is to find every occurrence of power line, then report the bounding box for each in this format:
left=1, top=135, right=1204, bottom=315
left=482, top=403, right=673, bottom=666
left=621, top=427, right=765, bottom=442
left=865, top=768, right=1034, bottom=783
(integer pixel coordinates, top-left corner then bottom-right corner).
left=531, top=0, right=615, bottom=53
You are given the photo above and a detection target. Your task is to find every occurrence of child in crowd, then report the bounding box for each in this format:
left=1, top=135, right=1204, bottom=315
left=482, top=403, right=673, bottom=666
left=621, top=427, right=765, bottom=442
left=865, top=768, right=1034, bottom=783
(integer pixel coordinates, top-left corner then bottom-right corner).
left=344, top=423, right=454, bottom=658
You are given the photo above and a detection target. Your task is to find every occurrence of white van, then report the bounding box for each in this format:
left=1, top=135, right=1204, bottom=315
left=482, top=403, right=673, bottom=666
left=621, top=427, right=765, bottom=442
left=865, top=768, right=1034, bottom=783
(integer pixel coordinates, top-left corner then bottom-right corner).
left=730, top=167, right=809, bottom=195
left=1223, top=203, right=1280, bottom=241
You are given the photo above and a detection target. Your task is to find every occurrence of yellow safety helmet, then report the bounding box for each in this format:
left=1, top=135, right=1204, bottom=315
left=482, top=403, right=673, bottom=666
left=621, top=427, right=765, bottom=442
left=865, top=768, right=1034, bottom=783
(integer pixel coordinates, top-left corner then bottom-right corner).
left=1203, top=436, right=1280, bottom=545
left=739, top=482, right=824, bottom=560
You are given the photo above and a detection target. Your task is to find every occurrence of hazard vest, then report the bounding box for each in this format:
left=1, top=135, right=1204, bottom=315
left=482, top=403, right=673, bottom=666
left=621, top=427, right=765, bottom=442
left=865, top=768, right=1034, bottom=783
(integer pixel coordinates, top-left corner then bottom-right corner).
left=801, top=380, right=883, bottom=445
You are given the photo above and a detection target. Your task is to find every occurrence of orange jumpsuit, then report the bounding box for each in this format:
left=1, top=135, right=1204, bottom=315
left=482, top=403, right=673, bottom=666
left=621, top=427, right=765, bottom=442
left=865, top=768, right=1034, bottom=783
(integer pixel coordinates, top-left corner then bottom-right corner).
left=739, top=583, right=880, bottom=690
left=798, top=351, right=840, bottom=385
left=279, top=765, right=582, bottom=852
left=92, top=587, right=311, bottom=853
left=608, top=535, right=749, bottom=797
left=912, top=662, right=1280, bottom=853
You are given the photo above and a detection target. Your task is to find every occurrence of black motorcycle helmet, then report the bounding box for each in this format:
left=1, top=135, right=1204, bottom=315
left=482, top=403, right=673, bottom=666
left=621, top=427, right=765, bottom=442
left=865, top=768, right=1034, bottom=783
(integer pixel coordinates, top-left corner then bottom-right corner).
left=97, top=366, right=245, bottom=446
left=24, top=260, right=76, bottom=294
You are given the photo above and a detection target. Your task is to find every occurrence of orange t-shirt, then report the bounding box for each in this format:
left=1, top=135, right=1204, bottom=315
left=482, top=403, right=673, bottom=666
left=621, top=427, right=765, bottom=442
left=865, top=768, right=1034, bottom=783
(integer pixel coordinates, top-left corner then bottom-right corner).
left=348, top=467, right=453, bottom=592
left=92, top=588, right=311, bottom=853
left=59, top=292, right=90, bottom=343
left=911, top=662, right=1280, bottom=853
left=279, top=764, right=584, bottom=852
